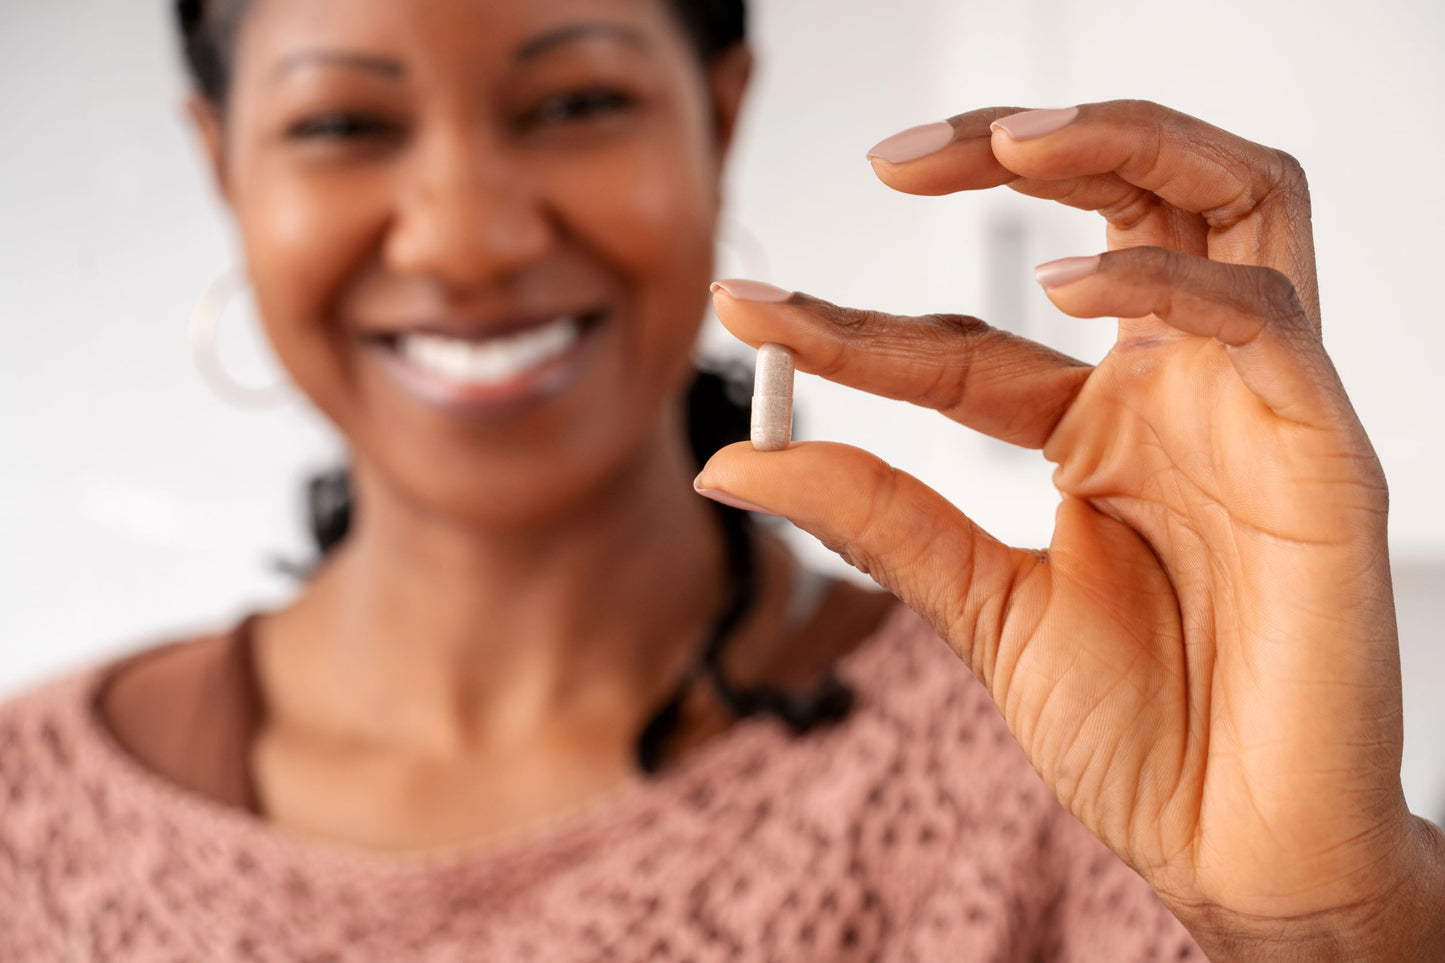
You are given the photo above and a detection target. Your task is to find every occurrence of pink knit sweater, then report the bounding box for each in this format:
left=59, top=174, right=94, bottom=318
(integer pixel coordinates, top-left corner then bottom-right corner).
left=0, top=606, right=1202, bottom=961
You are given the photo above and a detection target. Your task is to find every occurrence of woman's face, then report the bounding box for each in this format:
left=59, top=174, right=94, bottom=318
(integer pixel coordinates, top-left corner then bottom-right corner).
left=199, top=0, right=748, bottom=527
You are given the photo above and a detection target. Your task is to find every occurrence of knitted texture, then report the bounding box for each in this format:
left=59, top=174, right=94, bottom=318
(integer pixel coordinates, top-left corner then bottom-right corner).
left=0, top=607, right=1202, bottom=961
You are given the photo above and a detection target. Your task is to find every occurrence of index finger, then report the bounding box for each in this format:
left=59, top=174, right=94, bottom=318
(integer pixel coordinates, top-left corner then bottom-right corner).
left=709, top=280, right=1092, bottom=450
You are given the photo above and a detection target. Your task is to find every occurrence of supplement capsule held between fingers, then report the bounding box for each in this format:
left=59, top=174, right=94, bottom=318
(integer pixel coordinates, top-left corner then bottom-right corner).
left=751, top=343, right=794, bottom=451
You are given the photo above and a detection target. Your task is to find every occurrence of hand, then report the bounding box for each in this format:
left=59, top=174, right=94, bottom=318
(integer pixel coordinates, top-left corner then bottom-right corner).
left=696, top=101, right=1445, bottom=960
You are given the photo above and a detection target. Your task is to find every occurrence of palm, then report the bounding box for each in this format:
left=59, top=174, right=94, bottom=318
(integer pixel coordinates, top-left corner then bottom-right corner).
left=1001, top=321, right=1398, bottom=918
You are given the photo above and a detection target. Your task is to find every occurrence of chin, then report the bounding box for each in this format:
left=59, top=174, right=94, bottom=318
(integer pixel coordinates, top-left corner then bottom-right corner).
left=353, top=397, right=682, bottom=539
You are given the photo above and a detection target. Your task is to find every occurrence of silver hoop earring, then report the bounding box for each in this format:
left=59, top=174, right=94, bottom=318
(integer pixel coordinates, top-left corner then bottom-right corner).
left=188, top=268, right=293, bottom=411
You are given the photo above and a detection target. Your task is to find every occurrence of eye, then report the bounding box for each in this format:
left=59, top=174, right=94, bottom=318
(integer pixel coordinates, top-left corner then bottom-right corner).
left=287, top=112, right=402, bottom=143
left=520, top=88, right=636, bottom=129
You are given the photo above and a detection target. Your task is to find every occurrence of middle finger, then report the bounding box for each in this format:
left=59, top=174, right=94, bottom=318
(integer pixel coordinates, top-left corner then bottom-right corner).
left=868, top=101, right=1318, bottom=323
left=868, top=107, right=1207, bottom=256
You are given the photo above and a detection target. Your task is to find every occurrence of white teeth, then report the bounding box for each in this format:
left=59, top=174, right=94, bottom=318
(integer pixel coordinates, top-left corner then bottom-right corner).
left=398, top=317, right=581, bottom=386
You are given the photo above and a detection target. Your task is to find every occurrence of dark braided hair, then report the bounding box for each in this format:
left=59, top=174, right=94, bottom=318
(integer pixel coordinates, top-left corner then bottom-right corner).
left=174, top=0, right=855, bottom=770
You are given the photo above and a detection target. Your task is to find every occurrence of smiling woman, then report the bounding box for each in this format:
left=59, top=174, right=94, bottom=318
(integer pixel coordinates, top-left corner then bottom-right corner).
left=2, top=0, right=1443, bottom=960
left=193, top=0, right=731, bottom=534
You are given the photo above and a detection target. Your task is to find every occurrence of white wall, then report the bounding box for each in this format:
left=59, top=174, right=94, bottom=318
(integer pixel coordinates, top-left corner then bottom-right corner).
left=1, top=0, right=1441, bottom=816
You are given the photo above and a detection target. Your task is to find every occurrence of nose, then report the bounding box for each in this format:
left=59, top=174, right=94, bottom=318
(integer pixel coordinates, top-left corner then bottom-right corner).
left=384, top=129, right=554, bottom=291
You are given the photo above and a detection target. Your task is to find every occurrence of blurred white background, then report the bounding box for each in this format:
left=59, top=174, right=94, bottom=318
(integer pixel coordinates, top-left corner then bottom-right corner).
left=1, top=0, right=1442, bottom=817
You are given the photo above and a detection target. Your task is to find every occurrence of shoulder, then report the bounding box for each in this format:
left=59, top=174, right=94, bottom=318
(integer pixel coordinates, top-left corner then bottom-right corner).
left=0, top=629, right=247, bottom=940
left=0, top=633, right=210, bottom=813
left=0, top=627, right=241, bottom=797
left=89, top=619, right=263, bottom=817
left=0, top=658, right=124, bottom=949
left=0, top=658, right=110, bottom=797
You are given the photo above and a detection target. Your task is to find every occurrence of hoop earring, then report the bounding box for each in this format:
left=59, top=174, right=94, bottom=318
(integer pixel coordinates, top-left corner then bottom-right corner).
left=188, top=268, right=293, bottom=411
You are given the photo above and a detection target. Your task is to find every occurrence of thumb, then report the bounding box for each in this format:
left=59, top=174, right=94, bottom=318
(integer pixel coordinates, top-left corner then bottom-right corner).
left=695, top=440, right=1044, bottom=685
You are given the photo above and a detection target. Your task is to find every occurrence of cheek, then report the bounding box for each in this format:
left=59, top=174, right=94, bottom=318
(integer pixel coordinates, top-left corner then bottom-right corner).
left=233, top=162, right=391, bottom=427
left=549, top=136, right=719, bottom=374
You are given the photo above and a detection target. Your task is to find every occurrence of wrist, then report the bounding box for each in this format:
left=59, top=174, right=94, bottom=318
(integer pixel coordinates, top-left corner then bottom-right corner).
left=1174, top=816, right=1445, bottom=963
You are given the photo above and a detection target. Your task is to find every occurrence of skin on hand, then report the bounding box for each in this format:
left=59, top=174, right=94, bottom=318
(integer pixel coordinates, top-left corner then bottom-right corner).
left=699, top=100, right=1445, bottom=960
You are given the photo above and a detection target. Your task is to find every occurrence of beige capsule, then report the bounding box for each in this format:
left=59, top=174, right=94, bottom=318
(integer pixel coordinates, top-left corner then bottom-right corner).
left=751, top=342, right=794, bottom=451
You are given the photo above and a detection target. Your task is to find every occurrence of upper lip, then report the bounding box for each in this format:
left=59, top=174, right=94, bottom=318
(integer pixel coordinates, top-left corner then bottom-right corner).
left=360, top=307, right=604, bottom=344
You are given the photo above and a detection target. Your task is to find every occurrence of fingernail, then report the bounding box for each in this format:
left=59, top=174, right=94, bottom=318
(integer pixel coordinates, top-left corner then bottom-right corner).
left=991, top=106, right=1080, bottom=141
left=711, top=279, right=793, bottom=303
left=866, top=121, right=955, bottom=164
left=1034, top=255, right=1101, bottom=288
left=693, top=482, right=778, bottom=516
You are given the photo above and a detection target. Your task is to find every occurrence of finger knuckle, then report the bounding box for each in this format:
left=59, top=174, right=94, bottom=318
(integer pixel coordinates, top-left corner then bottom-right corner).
left=1117, top=245, right=1176, bottom=284
left=1096, top=185, right=1159, bottom=232
left=898, top=314, right=994, bottom=412
left=919, top=312, right=992, bottom=339
left=808, top=299, right=892, bottom=378
left=1112, top=97, right=1167, bottom=118
left=1252, top=267, right=1306, bottom=323
left=1271, top=148, right=1310, bottom=193
left=1255, top=265, right=1296, bottom=302
left=1258, top=148, right=1313, bottom=223
left=814, top=298, right=884, bottom=334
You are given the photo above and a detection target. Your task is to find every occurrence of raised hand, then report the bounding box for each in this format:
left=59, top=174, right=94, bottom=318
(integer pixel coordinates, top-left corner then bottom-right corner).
left=696, top=101, right=1445, bottom=960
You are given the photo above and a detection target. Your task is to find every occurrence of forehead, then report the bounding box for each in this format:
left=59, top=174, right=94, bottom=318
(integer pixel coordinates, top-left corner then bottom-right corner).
left=235, top=0, right=690, bottom=74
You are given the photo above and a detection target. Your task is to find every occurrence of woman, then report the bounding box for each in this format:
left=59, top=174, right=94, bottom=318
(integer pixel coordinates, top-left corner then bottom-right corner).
left=0, top=0, right=1439, bottom=959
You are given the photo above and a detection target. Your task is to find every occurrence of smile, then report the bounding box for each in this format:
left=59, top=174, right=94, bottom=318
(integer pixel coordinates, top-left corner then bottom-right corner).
left=373, top=311, right=605, bottom=416
left=397, top=316, right=582, bottom=387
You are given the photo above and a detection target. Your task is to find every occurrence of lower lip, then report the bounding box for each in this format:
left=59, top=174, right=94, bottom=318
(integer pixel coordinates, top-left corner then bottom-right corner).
left=370, top=320, right=600, bottom=417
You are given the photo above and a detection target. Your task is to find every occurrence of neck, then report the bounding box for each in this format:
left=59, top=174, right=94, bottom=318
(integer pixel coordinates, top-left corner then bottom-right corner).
left=268, top=418, right=726, bottom=757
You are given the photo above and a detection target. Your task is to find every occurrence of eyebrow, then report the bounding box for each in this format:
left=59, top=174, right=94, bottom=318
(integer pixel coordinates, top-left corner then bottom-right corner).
left=516, top=22, right=650, bottom=61
left=271, top=22, right=648, bottom=83
left=273, top=52, right=406, bottom=81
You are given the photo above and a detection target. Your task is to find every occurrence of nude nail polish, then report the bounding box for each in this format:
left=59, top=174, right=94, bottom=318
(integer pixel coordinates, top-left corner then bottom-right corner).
left=991, top=107, right=1080, bottom=141
left=1034, top=255, right=1101, bottom=288
left=866, top=121, right=955, bottom=164
left=693, top=484, right=778, bottom=516
left=711, top=279, right=793, bottom=303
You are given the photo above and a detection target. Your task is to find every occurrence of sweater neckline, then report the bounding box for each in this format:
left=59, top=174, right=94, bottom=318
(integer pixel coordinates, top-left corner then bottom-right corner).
left=72, top=601, right=918, bottom=883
